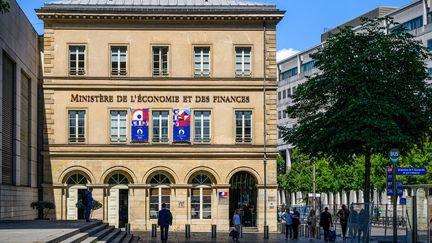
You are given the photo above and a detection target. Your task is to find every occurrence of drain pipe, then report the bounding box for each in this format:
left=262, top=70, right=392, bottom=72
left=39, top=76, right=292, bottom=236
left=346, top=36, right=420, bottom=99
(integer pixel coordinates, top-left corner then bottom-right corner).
left=263, top=19, right=269, bottom=240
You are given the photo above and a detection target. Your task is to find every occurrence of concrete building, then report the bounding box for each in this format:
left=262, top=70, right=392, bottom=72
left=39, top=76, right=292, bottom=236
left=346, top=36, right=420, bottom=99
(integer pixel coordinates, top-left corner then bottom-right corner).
left=36, top=0, right=284, bottom=232
left=0, top=0, right=41, bottom=220
left=277, top=0, right=432, bottom=209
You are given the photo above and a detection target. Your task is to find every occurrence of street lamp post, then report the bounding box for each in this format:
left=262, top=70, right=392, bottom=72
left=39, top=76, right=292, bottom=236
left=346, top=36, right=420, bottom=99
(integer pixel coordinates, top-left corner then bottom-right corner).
left=312, top=158, right=316, bottom=211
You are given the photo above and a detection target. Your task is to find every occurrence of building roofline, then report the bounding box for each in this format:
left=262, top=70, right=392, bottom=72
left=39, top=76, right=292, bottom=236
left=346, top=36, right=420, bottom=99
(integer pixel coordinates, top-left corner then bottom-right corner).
left=277, top=43, right=321, bottom=65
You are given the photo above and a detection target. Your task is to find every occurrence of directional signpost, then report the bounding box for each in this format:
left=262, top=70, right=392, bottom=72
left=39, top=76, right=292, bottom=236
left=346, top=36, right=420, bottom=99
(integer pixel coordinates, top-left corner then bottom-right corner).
left=396, top=167, right=427, bottom=175
left=389, top=148, right=400, bottom=243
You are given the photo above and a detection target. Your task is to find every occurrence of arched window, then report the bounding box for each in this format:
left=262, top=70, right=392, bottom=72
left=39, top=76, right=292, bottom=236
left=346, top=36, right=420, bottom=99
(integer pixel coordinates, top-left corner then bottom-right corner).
left=66, top=173, right=88, bottom=185
left=149, top=174, right=171, bottom=219
left=190, top=174, right=212, bottom=220
left=107, top=172, right=129, bottom=185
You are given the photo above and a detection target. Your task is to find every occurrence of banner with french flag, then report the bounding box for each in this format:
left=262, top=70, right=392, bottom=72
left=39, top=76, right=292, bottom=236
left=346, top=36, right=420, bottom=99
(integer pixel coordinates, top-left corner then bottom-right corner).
left=219, top=192, right=228, bottom=197
left=131, top=108, right=149, bottom=142
left=173, top=108, right=191, bottom=142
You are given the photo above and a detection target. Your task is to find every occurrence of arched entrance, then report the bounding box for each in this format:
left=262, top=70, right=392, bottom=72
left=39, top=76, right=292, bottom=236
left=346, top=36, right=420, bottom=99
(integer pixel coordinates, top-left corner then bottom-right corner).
left=65, top=173, right=89, bottom=220
left=229, top=171, right=257, bottom=227
left=106, top=172, right=130, bottom=228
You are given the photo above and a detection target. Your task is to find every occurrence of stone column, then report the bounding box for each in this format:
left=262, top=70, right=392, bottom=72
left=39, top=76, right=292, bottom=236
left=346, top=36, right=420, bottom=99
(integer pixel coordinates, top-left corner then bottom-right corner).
left=291, top=192, right=296, bottom=206
left=171, top=185, right=189, bottom=231
left=128, top=185, right=146, bottom=231
left=215, top=185, right=230, bottom=232
left=257, top=185, right=278, bottom=232
left=91, top=185, right=104, bottom=221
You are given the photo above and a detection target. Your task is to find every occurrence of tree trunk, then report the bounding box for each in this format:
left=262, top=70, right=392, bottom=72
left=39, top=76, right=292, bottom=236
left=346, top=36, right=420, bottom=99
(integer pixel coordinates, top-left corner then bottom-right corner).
left=364, top=152, right=371, bottom=203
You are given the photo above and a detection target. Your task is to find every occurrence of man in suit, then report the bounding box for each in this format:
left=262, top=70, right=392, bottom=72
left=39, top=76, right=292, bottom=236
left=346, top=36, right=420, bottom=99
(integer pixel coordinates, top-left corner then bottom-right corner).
left=84, top=188, right=93, bottom=222
left=158, top=203, right=173, bottom=243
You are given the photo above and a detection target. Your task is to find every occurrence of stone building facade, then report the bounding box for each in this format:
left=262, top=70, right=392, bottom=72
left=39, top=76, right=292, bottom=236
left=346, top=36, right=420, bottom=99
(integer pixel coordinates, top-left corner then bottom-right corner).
left=0, top=0, right=41, bottom=220
left=37, top=0, right=284, bottom=232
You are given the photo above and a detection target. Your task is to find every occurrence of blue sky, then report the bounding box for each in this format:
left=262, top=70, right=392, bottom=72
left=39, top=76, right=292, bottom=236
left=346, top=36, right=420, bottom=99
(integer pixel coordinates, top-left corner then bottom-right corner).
left=18, top=0, right=413, bottom=60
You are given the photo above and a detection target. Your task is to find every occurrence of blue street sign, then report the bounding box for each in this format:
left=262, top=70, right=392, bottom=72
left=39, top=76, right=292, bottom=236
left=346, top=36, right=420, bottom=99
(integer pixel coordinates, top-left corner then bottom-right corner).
left=396, top=167, right=427, bottom=176
left=387, top=189, right=403, bottom=196
left=389, top=148, right=400, bottom=163
left=400, top=198, right=407, bottom=205
left=387, top=181, right=403, bottom=188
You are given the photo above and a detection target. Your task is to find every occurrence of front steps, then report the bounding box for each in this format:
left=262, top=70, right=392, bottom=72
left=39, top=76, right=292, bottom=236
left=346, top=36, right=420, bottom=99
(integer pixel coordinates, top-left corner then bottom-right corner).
left=56, top=221, right=139, bottom=243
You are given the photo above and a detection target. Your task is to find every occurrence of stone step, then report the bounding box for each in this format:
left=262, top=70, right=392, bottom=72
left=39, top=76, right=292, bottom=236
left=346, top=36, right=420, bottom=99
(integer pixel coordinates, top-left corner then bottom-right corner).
left=45, top=221, right=102, bottom=243
left=96, top=228, right=121, bottom=243
left=60, top=223, right=107, bottom=243
left=81, top=226, right=115, bottom=243
left=242, top=227, right=259, bottom=233
left=110, top=231, right=127, bottom=243
left=130, top=236, right=140, bottom=243
left=121, top=234, right=133, bottom=243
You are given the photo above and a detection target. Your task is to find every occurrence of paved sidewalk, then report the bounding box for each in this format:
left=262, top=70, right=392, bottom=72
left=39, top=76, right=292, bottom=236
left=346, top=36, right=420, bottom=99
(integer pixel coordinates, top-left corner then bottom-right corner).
left=134, top=231, right=346, bottom=243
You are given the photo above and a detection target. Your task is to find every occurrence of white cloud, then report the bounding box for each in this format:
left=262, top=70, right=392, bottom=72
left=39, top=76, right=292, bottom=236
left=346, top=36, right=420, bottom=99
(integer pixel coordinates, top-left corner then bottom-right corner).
left=276, top=48, right=300, bottom=62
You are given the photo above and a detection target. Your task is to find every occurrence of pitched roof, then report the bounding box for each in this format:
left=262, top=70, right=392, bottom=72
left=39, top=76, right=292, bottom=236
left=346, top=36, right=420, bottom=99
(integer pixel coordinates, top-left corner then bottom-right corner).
left=42, top=0, right=278, bottom=12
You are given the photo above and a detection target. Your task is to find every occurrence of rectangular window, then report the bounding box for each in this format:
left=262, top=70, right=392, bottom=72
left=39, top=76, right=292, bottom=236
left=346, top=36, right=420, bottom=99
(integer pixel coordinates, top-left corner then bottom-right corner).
left=150, top=188, right=171, bottom=219
left=283, top=110, right=288, bottom=119
left=428, top=39, right=432, bottom=50
left=428, top=68, right=432, bottom=77
left=281, top=67, right=298, bottom=80
left=111, top=46, right=127, bottom=76
left=68, top=110, right=86, bottom=143
left=278, top=111, right=281, bottom=120
left=110, top=111, right=127, bottom=143
left=400, top=16, right=423, bottom=31
left=302, top=60, right=315, bottom=73
left=282, top=90, right=286, bottom=99
left=20, top=73, right=31, bottom=186
left=153, top=47, right=169, bottom=76
left=235, top=111, right=252, bottom=143
left=69, top=46, right=85, bottom=75
left=194, top=111, right=211, bottom=143
left=287, top=88, right=292, bottom=98
left=235, top=47, right=251, bottom=77
left=191, top=188, right=212, bottom=219
left=2, top=53, right=15, bottom=185
left=152, top=111, right=169, bottom=143
left=278, top=91, right=281, bottom=101
left=194, top=47, right=210, bottom=77
left=292, top=86, right=297, bottom=96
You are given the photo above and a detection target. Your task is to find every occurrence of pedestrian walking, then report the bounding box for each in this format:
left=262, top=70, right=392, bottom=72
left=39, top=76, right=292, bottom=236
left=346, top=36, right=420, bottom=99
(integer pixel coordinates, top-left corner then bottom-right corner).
left=282, top=208, right=293, bottom=240
left=337, top=204, right=349, bottom=240
left=158, top=203, right=172, bottom=243
left=307, top=209, right=317, bottom=240
left=292, top=207, right=301, bottom=240
left=320, top=207, right=333, bottom=242
left=83, top=188, right=93, bottom=223
left=231, top=209, right=241, bottom=242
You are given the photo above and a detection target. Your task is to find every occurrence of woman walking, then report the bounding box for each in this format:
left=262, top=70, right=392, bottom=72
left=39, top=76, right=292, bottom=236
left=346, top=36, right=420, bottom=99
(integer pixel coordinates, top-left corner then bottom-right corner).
left=307, top=209, right=317, bottom=240
left=231, top=209, right=241, bottom=242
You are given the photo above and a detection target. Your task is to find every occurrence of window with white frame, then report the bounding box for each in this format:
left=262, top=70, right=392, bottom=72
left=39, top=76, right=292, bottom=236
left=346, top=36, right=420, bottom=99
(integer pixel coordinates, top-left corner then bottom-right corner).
left=153, top=47, right=169, bottom=76
left=111, top=46, right=127, bottom=76
left=194, top=111, right=211, bottom=143
left=235, top=47, right=251, bottom=77
left=194, top=47, right=210, bottom=77
left=235, top=111, right=252, bottom=143
left=152, top=111, right=169, bottom=143
left=191, top=174, right=212, bottom=219
left=110, top=110, right=127, bottom=143
left=68, top=110, right=85, bottom=143
left=69, top=46, right=85, bottom=75
left=149, top=174, right=171, bottom=219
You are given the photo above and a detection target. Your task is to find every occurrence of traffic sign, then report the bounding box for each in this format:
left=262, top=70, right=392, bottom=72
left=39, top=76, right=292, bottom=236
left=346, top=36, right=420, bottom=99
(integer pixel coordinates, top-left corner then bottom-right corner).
left=387, top=188, right=403, bottom=196
left=400, top=198, right=406, bottom=205
left=396, top=167, right=427, bottom=176
left=389, top=148, right=400, bottom=163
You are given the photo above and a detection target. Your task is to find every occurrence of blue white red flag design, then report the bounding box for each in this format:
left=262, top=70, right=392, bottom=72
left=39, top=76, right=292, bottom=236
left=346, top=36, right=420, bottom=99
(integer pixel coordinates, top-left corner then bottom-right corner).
left=131, top=108, right=149, bottom=142
left=173, top=108, right=190, bottom=142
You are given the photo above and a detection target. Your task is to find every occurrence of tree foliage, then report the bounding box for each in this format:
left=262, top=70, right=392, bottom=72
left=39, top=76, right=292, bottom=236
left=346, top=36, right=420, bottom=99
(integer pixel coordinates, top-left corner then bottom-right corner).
left=281, top=18, right=432, bottom=203
left=0, top=0, right=10, bottom=14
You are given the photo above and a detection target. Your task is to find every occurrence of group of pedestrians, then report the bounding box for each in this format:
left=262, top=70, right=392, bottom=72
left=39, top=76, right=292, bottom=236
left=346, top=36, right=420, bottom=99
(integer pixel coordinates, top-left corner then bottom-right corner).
left=281, top=208, right=301, bottom=240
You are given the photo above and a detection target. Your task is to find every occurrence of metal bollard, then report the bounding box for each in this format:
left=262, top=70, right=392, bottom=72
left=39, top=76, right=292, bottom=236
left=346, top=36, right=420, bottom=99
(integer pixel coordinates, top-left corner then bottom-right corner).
left=264, top=225, right=269, bottom=239
left=211, top=225, right=217, bottom=238
left=125, top=223, right=131, bottom=234
left=151, top=224, right=157, bottom=238
left=240, top=225, right=243, bottom=238
left=185, top=224, right=191, bottom=239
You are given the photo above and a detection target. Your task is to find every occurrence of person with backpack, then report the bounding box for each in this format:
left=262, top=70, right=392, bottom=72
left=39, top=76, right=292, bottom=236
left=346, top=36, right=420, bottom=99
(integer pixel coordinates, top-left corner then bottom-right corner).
left=158, top=203, right=172, bottom=243
left=320, top=207, right=333, bottom=242
left=282, top=208, right=294, bottom=240
left=292, top=208, right=301, bottom=240
left=83, top=188, right=93, bottom=223
left=336, top=204, right=349, bottom=240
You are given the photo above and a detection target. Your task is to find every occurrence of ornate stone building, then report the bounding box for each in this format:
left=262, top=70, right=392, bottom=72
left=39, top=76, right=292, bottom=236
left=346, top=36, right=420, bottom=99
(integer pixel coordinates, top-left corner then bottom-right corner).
left=37, top=0, right=283, bottom=232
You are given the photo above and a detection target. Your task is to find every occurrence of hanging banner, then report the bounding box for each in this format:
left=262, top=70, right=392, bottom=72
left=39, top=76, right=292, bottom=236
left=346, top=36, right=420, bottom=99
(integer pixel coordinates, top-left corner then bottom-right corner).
left=131, top=108, right=149, bottom=142
left=173, top=108, right=190, bottom=142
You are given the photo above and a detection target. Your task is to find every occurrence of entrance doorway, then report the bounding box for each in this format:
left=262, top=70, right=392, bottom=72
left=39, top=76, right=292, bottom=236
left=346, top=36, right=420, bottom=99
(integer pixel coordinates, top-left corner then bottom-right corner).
left=65, top=173, right=89, bottom=220
left=107, top=172, right=130, bottom=228
left=229, top=171, right=257, bottom=227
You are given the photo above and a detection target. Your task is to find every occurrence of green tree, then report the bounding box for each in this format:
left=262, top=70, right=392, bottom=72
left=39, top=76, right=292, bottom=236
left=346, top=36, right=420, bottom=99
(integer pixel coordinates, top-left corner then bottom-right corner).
left=276, top=154, right=286, bottom=175
left=282, top=18, right=432, bottom=204
left=0, top=0, right=10, bottom=14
